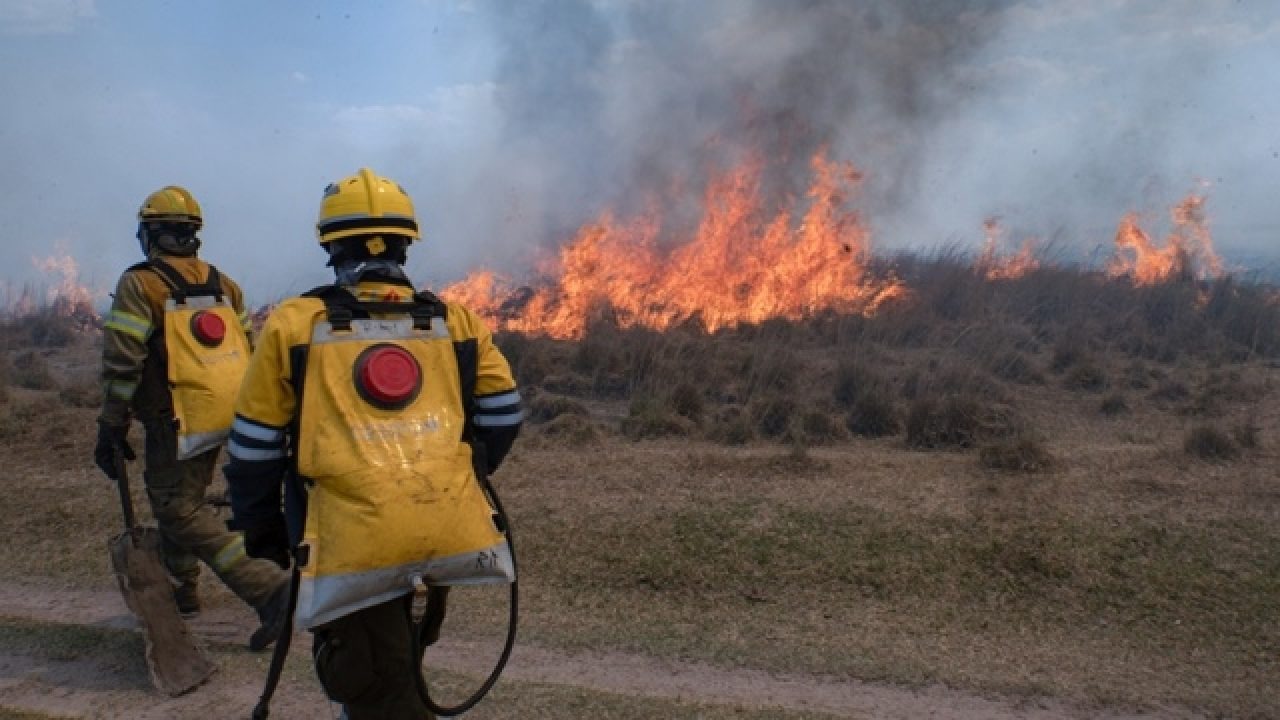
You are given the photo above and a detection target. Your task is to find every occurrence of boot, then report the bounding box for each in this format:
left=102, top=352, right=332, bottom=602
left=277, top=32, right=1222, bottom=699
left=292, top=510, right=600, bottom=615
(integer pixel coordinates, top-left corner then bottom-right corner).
left=173, top=578, right=201, bottom=617
left=249, top=582, right=290, bottom=652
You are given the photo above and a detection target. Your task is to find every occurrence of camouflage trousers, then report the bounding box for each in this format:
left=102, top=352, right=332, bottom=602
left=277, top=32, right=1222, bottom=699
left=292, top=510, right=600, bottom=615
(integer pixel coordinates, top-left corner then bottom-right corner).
left=312, top=594, right=437, bottom=720
left=142, top=417, right=284, bottom=608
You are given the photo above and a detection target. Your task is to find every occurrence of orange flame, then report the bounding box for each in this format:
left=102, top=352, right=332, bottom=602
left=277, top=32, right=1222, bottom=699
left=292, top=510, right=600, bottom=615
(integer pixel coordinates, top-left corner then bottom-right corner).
left=2, top=244, right=102, bottom=327
left=442, top=151, right=905, bottom=338
left=977, top=217, right=1039, bottom=281
left=1108, top=192, right=1222, bottom=285
left=31, top=246, right=100, bottom=318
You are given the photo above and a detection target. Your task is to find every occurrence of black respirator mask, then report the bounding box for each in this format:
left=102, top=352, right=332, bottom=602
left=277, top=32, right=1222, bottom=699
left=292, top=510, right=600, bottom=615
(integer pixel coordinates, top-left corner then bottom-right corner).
left=137, top=222, right=201, bottom=257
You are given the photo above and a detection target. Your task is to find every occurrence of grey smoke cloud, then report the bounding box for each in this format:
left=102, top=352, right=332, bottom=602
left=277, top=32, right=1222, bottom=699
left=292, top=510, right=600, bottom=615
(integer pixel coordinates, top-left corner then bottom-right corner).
left=465, top=0, right=1280, bottom=276
left=2, top=1, right=1277, bottom=304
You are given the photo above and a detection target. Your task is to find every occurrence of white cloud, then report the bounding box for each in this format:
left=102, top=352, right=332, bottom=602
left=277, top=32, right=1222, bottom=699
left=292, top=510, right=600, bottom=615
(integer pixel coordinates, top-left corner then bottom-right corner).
left=291, top=71, right=309, bottom=83
left=330, top=83, right=497, bottom=141
left=333, top=103, right=433, bottom=136
left=0, top=0, right=95, bottom=35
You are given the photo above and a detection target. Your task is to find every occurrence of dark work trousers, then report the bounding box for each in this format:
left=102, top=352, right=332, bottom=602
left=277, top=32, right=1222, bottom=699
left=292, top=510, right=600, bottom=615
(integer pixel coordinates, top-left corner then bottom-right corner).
left=312, top=594, right=436, bottom=720
left=142, top=417, right=284, bottom=607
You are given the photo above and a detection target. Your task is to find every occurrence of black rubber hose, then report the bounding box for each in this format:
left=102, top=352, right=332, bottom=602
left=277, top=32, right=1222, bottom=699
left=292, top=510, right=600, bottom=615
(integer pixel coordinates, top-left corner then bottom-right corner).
left=414, top=477, right=518, bottom=717
left=251, top=561, right=301, bottom=720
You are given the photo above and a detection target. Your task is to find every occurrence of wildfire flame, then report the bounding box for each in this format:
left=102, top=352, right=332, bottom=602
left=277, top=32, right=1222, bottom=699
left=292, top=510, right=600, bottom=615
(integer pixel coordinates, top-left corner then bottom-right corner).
left=442, top=151, right=905, bottom=339
left=1, top=244, right=102, bottom=331
left=1108, top=193, right=1222, bottom=285
left=977, top=217, right=1039, bottom=281
left=32, top=247, right=100, bottom=318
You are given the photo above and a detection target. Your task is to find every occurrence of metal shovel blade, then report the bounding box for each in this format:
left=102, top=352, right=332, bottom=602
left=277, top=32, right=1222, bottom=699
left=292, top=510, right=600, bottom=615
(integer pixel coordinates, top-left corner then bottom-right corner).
left=108, top=526, right=216, bottom=696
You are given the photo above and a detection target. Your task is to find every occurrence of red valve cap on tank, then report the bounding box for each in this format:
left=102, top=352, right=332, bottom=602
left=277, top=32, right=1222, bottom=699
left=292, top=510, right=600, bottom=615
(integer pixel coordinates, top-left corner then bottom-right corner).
left=355, top=344, right=422, bottom=409
left=190, top=311, right=226, bottom=347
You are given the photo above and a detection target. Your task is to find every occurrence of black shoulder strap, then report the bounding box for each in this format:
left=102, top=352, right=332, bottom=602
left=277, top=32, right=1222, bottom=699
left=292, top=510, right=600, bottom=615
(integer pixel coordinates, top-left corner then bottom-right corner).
left=303, top=284, right=445, bottom=332
left=145, top=258, right=225, bottom=303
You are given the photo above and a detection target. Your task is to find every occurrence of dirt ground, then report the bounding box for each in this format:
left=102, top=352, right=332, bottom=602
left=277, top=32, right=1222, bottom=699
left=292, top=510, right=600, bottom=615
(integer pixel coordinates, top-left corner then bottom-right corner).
left=0, top=581, right=1205, bottom=720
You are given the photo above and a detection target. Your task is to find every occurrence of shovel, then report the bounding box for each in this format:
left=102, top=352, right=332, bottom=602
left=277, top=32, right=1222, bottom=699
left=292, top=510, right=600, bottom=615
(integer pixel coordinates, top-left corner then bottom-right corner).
left=107, top=453, right=216, bottom=696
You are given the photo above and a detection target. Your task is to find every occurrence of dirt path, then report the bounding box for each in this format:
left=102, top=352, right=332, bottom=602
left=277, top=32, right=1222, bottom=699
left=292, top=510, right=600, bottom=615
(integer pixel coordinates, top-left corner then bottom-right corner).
left=0, top=582, right=1204, bottom=720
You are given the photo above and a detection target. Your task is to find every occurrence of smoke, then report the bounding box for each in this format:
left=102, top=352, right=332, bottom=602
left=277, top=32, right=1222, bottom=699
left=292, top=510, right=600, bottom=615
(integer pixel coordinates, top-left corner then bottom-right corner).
left=472, top=0, right=1017, bottom=257
left=464, top=0, right=1280, bottom=273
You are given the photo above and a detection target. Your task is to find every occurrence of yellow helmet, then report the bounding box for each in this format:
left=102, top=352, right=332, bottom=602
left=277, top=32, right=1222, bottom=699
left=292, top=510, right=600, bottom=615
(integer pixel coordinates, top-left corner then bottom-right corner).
left=138, top=186, right=202, bottom=228
left=316, top=168, right=420, bottom=245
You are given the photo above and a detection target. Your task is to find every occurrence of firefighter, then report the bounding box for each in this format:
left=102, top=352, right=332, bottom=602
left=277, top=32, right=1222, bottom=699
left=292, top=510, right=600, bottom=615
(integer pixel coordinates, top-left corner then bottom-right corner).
left=93, top=185, right=290, bottom=651
left=224, top=168, right=523, bottom=719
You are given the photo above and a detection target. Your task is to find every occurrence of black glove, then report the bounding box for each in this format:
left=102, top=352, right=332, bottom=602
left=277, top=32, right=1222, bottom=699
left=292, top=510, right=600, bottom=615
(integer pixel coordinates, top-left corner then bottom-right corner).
left=243, top=517, right=290, bottom=569
left=93, top=422, right=136, bottom=479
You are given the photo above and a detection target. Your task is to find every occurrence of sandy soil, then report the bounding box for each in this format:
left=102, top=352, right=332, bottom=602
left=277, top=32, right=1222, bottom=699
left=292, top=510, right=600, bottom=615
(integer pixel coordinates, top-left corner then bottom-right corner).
left=0, top=582, right=1206, bottom=720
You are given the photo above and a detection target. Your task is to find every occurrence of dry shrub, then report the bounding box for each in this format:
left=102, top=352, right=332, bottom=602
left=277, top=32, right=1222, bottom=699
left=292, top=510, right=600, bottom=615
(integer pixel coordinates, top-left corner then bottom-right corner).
left=796, top=409, right=847, bottom=445
left=571, top=325, right=623, bottom=376
left=1099, top=393, right=1129, bottom=416
left=495, top=332, right=560, bottom=388
left=1179, top=390, right=1226, bottom=418
left=988, top=350, right=1044, bottom=385
left=979, top=435, right=1054, bottom=473
left=1062, top=362, right=1108, bottom=392
left=833, top=359, right=900, bottom=437
left=539, top=373, right=593, bottom=398
left=1231, top=421, right=1261, bottom=451
left=1150, top=379, right=1191, bottom=404
left=844, top=387, right=900, bottom=438
left=742, top=346, right=800, bottom=397
left=537, top=413, right=602, bottom=445
left=11, top=351, right=57, bottom=391
left=1050, top=341, right=1085, bottom=373
left=1123, top=361, right=1160, bottom=390
left=58, top=378, right=100, bottom=409
left=905, top=394, right=1017, bottom=450
left=24, top=309, right=80, bottom=348
left=527, top=394, right=589, bottom=424
left=705, top=405, right=753, bottom=446
left=1183, top=424, right=1239, bottom=462
left=621, top=396, right=694, bottom=440
left=750, top=396, right=796, bottom=439
left=667, top=382, right=704, bottom=422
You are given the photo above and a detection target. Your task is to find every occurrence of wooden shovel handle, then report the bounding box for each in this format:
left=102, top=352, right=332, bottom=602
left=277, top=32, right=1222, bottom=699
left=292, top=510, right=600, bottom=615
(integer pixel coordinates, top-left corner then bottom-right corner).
left=114, top=453, right=138, bottom=531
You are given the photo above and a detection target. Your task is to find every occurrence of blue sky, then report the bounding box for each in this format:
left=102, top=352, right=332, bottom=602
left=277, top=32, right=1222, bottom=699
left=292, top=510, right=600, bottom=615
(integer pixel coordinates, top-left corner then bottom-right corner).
left=2, top=0, right=1279, bottom=303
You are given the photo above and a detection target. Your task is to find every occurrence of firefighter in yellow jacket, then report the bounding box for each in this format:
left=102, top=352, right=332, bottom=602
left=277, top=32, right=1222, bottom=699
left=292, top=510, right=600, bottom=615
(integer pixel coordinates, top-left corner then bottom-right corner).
left=94, top=186, right=289, bottom=651
left=224, top=168, right=523, bottom=719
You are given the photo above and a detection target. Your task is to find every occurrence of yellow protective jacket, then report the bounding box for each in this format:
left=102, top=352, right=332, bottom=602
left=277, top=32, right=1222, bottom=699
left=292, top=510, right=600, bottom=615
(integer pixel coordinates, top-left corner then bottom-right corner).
left=100, top=253, right=253, bottom=427
left=224, top=278, right=524, bottom=628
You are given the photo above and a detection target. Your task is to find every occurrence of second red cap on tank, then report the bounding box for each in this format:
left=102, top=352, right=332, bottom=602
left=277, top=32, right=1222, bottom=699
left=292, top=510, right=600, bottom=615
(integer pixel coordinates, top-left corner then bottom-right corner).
left=190, top=311, right=226, bottom=346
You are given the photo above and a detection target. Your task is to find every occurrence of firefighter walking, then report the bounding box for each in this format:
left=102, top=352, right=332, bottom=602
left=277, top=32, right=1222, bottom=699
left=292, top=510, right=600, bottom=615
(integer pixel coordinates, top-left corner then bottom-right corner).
left=94, top=186, right=289, bottom=651
left=225, top=168, right=523, bottom=719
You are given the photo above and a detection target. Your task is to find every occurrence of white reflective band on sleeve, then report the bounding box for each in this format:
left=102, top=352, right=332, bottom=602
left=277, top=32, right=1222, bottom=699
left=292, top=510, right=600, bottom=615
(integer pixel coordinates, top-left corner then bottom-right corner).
left=474, top=411, right=525, bottom=427
left=476, top=390, right=521, bottom=409
left=232, top=417, right=284, bottom=443
left=177, top=430, right=231, bottom=461
left=228, top=438, right=286, bottom=462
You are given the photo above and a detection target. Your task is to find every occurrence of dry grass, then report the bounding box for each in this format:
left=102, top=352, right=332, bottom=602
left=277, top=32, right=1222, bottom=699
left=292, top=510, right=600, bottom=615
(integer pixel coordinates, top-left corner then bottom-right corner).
left=1183, top=424, right=1240, bottom=462
left=4, top=262, right=1279, bottom=719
